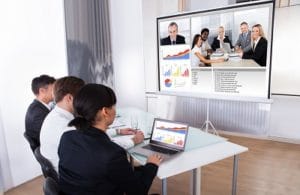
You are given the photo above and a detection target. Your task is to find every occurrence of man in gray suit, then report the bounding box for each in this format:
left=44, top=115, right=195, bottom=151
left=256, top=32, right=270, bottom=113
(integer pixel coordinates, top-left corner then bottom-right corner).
left=235, top=22, right=251, bottom=52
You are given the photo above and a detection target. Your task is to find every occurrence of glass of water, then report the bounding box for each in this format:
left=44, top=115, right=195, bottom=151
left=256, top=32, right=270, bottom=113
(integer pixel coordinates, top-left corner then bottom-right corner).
left=131, top=117, right=138, bottom=130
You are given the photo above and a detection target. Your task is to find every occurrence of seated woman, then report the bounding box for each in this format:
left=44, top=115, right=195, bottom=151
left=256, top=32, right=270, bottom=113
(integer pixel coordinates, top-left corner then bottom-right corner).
left=191, top=34, right=225, bottom=67
left=211, top=26, right=233, bottom=52
left=238, top=24, right=268, bottom=67
left=58, top=84, right=162, bottom=195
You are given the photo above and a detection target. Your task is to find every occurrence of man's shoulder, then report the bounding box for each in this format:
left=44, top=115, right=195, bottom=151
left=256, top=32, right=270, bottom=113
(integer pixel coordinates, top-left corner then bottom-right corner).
left=260, top=37, right=267, bottom=43
left=177, top=34, right=185, bottom=40
left=161, top=36, right=170, bottom=45
left=42, top=108, right=71, bottom=130
left=26, top=100, right=49, bottom=117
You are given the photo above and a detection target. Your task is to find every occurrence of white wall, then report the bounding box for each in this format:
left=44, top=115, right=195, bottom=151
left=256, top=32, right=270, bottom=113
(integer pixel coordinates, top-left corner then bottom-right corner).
left=270, top=95, right=300, bottom=140
left=142, top=0, right=180, bottom=93
left=0, top=109, right=10, bottom=193
left=110, top=0, right=147, bottom=110
left=0, top=0, right=67, bottom=190
left=271, top=6, right=300, bottom=95
left=188, top=0, right=229, bottom=11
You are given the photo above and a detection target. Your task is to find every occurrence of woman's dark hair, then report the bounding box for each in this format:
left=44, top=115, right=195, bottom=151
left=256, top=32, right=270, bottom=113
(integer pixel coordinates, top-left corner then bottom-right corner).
left=68, top=83, right=117, bottom=130
left=191, top=34, right=201, bottom=50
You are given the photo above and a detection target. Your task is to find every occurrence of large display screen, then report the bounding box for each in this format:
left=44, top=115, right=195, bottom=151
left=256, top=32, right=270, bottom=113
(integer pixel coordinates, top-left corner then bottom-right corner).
left=157, top=1, right=274, bottom=99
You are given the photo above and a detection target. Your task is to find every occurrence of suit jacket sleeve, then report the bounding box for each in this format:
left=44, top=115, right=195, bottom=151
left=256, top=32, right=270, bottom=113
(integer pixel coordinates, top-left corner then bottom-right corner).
left=176, top=35, right=186, bottom=44
left=211, top=37, right=219, bottom=51
left=25, top=102, right=49, bottom=140
left=107, top=149, right=158, bottom=195
left=242, top=38, right=267, bottom=66
left=235, top=34, right=242, bottom=47
left=161, top=37, right=170, bottom=45
left=224, top=36, right=233, bottom=48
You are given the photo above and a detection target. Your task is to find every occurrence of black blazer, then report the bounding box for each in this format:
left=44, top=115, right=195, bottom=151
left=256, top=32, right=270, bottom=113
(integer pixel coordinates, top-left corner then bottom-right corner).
left=160, top=34, right=186, bottom=45
left=58, top=127, right=158, bottom=195
left=25, top=99, right=50, bottom=151
left=243, top=37, right=268, bottom=67
left=211, top=36, right=233, bottom=51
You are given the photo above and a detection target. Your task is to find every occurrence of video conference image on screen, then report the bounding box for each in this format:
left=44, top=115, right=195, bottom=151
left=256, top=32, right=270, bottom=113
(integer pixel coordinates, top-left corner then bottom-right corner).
left=157, top=1, right=274, bottom=99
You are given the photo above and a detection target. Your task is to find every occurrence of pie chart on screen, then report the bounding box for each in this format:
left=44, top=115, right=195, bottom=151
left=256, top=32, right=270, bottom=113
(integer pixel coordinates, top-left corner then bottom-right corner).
left=165, top=78, right=172, bottom=87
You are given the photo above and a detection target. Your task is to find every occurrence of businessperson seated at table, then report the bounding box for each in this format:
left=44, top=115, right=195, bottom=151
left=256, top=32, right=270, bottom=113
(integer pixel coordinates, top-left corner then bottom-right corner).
left=58, top=84, right=162, bottom=195
left=24, top=75, right=55, bottom=152
left=40, top=76, right=85, bottom=172
left=211, top=26, right=233, bottom=52
left=40, top=76, right=144, bottom=172
left=160, top=22, right=186, bottom=45
left=191, top=34, right=225, bottom=67
left=200, top=28, right=212, bottom=56
left=238, top=24, right=268, bottom=67
left=235, top=21, right=252, bottom=53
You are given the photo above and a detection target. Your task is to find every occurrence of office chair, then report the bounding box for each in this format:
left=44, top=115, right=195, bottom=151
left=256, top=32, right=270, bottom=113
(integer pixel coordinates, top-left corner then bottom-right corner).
left=43, top=177, right=60, bottom=195
left=23, top=132, right=39, bottom=152
left=34, top=146, right=59, bottom=183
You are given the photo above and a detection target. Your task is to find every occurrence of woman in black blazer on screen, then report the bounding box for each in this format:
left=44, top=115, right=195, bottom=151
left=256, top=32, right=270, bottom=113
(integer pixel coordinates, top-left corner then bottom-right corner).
left=211, top=26, right=233, bottom=51
left=58, top=84, right=162, bottom=195
left=239, top=24, right=268, bottom=66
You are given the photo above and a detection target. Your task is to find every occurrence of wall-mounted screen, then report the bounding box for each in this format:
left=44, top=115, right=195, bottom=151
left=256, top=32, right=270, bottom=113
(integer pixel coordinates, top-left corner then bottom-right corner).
left=157, top=1, right=274, bottom=99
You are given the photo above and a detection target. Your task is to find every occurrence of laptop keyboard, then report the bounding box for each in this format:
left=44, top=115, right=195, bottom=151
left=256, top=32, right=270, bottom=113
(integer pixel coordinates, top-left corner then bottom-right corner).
left=143, top=144, right=178, bottom=154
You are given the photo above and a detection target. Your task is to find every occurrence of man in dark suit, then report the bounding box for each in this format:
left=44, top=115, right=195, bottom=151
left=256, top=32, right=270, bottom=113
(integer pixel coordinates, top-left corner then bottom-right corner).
left=235, top=21, right=252, bottom=52
left=160, top=22, right=186, bottom=45
left=25, top=75, right=55, bottom=152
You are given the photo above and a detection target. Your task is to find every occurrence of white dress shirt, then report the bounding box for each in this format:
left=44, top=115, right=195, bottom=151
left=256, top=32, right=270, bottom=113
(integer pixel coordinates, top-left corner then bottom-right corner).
left=191, top=46, right=205, bottom=67
left=201, top=40, right=212, bottom=55
left=40, top=106, right=134, bottom=172
left=40, top=106, right=74, bottom=172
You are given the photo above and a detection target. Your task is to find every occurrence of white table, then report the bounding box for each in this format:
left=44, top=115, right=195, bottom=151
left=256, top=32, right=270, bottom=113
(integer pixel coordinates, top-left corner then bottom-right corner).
left=116, top=107, right=248, bottom=195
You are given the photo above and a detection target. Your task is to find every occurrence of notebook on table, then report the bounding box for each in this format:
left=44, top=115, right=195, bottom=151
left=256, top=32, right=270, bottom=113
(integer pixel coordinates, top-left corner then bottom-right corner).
left=130, top=118, right=189, bottom=160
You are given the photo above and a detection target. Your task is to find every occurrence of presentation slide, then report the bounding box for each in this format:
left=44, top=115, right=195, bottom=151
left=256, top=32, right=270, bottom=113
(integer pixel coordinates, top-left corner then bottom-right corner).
left=157, top=1, right=274, bottom=99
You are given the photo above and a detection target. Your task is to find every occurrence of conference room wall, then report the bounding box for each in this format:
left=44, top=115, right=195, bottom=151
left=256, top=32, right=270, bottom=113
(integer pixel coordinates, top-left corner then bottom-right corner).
left=0, top=0, right=68, bottom=190
left=110, top=0, right=147, bottom=110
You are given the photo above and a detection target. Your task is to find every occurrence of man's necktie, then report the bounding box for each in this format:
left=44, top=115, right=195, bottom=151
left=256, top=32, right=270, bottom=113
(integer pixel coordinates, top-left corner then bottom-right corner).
left=172, top=40, right=176, bottom=45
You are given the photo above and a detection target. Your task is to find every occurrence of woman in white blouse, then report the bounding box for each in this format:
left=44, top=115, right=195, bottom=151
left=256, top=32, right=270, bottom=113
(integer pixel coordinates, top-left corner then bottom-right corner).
left=191, top=34, right=224, bottom=67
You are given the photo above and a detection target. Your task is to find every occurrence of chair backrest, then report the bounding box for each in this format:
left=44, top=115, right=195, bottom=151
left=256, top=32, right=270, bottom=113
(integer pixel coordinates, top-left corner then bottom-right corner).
left=23, top=132, right=39, bottom=152
left=34, top=146, right=59, bottom=182
left=43, top=177, right=60, bottom=195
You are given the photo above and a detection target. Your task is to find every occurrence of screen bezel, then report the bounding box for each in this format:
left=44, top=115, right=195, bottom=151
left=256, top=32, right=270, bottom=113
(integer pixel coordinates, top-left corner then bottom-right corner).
left=156, top=0, right=275, bottom=99
left=150, top=118, right=189, bottom=151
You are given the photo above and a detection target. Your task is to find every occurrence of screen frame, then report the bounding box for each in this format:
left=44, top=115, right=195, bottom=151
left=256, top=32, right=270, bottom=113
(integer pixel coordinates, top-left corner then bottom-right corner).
left=156, top=0, right=275, bottom=99
left=150, top=118, right=189, bottom=151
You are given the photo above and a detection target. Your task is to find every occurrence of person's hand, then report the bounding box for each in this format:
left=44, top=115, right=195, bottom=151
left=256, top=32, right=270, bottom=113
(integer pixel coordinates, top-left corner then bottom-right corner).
left=216, top=58, right=225, bottom=63
left=235, top=46, right=241, bottom=53
left=207, top=49, right=213, bottom=55
left=238, top=51, right=243, bottom=57
left=119, top=128, right=136, bottom=135
left=131, top=131, right=144, bottom=144
left=147, top=154, right=163, bottom=166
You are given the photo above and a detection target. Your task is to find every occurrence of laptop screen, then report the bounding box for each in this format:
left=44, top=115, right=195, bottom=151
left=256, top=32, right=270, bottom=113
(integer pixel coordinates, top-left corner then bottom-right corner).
left=150, top=118, right=189, bottom=151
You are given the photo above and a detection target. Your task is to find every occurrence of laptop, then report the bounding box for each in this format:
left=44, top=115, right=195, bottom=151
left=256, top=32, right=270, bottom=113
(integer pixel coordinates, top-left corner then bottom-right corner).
left=130, top=118, right=189, bottom=160
left=221, top=42, right=232, bottom=53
